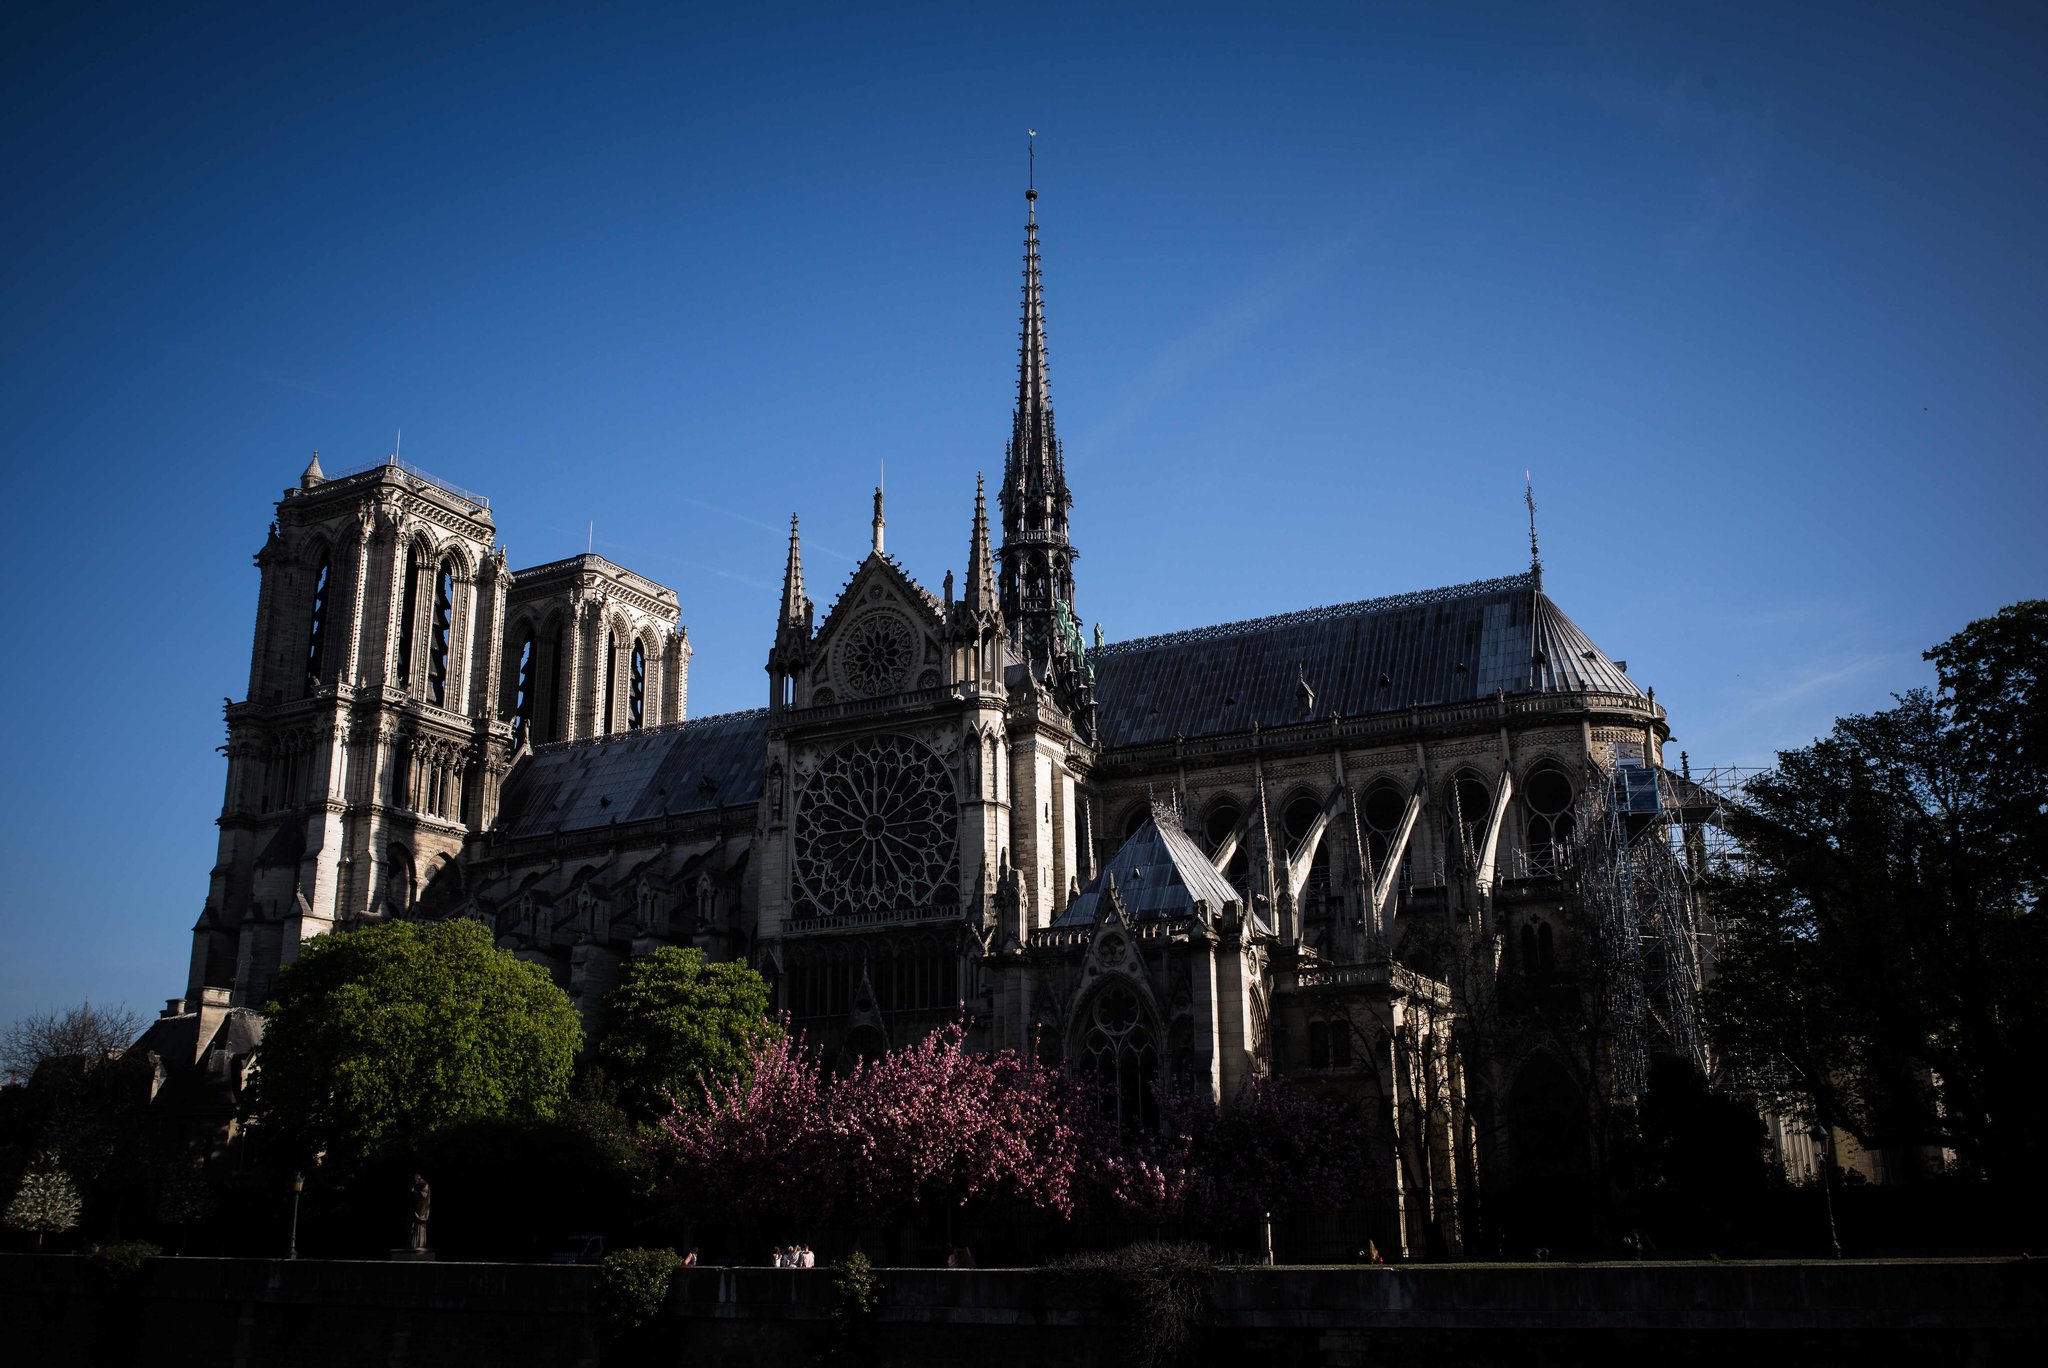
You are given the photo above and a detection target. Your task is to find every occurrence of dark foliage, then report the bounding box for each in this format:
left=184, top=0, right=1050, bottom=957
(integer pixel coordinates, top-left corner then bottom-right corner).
left=1707, top=600, right=2048, bottom=1190
left=1045, top=1242, right=1213, bottom=1368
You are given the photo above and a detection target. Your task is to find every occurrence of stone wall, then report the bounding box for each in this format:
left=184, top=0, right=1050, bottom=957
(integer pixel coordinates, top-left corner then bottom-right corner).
left=3, top=1254, right=2039, bottom=1368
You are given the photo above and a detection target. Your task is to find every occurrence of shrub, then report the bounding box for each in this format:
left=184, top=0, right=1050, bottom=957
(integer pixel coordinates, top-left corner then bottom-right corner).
left=85, top=1241, right=161, bottom=1288
left=594, top=1246, right=681, bottom=1335
left=1047, top=1242, right=1212, bottom=1368
left=830, top=1250, right=883, bottom=1320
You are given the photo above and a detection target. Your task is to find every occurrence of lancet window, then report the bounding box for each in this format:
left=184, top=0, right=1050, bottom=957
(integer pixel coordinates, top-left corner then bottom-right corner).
left=1281, top=793, right=1333, bottom=914
left=1361, top=780, right=1409, bottom=887
left=387, top=844, right=415, bottom=913
left=305, top=553, right=330, bottom=693
left=1449, top=770, right=1492, bottom=873
left=1201, top=799, right=1251, bottom=896
left=510, top=629, right=537, bottom=755
left=547, top=621, right=566, bottom=743
left=397, top=546, right=421, bottom=690
left=1080, top=981, right=1158, bottom=1130
left=427, top=559, right=455, bottom=706
left=601, top=633, right=618, bottom=735
left=1524, top=764, right=1577, bottom=876
left=629, top=638, right=646, bottom=729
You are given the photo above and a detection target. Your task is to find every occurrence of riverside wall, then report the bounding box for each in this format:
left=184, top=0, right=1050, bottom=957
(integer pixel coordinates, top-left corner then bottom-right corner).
left=2, top=1253, right=2040, bottom=1367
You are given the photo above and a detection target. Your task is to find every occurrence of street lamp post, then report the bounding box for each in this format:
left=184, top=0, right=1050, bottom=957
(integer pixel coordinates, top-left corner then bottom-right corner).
left=287, top=1172, right=305, bottom=1261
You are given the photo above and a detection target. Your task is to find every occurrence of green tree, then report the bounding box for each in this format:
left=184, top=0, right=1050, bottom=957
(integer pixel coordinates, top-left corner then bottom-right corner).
left=257, top=918, right=581, bottom=1171
left=596, top=947, right=777, bottom=1121
left=1707, top=601, right=2048, bottom=1186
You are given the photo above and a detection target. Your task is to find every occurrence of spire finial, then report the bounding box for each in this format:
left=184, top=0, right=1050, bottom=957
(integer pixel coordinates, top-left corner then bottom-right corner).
left=1525, top=470, right=1544, bottom=590
left=871, top=482, right=885, bottom=556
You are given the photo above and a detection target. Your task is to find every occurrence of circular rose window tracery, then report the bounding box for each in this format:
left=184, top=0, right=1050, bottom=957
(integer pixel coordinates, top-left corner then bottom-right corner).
left=836, top=610, right=918, bottom=698
left=792, top=733, right=958, bottom=918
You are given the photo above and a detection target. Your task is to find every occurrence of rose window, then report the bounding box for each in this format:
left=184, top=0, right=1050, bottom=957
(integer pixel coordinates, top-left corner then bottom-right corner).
left=836, top=611, right=918, bottom=697
left=792, top=734, right=958, bottom=918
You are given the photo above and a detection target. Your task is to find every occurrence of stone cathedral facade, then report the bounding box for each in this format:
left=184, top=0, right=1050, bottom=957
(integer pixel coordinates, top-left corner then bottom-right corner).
left=183, top=183, right=1677, bottom=1255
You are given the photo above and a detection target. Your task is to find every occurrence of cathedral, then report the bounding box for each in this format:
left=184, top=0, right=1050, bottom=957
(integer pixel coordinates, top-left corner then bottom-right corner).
left=178, top=177, right=1692, bottom=1256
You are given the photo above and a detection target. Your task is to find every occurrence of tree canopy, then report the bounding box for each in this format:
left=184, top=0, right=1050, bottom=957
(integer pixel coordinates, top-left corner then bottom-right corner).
left=1, top=1001, right=144, bottom=1085
left=595, top=946, right=777, bottom=1122
left=1707, top=600, right=2048, bottom=1185
left=657, top=1024, right=1380, bottom=1239
left=257, top=918, right=581, bottom=1170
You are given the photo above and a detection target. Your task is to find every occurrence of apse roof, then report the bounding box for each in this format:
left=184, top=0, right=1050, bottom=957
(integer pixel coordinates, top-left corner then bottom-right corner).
left=494, top=708, right=771, bottom=839
left=1056, top=808, right=1264, bottom=930
left=1090, top=572, right=1640, bottom=749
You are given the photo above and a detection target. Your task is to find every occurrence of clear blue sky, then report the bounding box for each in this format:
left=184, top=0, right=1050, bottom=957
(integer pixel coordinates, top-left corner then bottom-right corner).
left=1, top=1, right=2041, bottom=1029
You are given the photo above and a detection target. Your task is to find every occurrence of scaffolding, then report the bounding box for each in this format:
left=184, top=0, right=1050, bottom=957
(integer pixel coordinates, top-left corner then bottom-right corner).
left=1571, top=758, right=1744, bottom=1099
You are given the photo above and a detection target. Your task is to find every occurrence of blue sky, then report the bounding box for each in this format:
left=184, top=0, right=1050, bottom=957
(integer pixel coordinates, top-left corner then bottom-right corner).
left=1, top=1, right=2041, bottom=1028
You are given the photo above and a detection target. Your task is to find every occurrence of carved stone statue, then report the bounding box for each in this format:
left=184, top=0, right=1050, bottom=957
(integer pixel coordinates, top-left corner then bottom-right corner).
left=408, top=1174, right=431, bottom=1252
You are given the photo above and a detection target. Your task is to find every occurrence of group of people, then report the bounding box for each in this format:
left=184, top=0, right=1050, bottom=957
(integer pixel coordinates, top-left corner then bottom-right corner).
left=772, top=1244, right=816, bottom=1268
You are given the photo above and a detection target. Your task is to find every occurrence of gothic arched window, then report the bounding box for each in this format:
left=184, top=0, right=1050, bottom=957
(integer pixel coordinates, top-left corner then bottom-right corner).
left=1081, top=980, right=1158, bottom=1130
left=510, top=629, right=537, bottom=755
left=547, top=620, right=566, bottom=743
left=1449, top=770, right=1492, bottom=872
left=305, top=553, right=331, bottom=694
left=629, top=638, right=646, bottom=729
left=1361, top=780, right=1407, bottom=882
left=387, top=844, right=416, bottom=914
left=1202, top=799, right=1250, bottom=895
left=601, top=633, right=619, bottom=735
left=1525, top=764, right=1577, bottom=876
left=1282, top=793, right=1332, bottom=913
left=427, top=559, right=456, bottom=706
left=397, top=546, right=422, bottom=690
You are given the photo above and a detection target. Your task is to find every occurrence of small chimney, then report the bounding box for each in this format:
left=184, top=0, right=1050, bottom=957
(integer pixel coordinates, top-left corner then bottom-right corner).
left=161, top=998, right=188, bottom=1018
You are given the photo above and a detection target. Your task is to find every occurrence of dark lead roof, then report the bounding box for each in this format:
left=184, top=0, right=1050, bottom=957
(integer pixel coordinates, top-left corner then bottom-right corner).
left=1091, top=572, right=1638, bottom=750
left=495, top=709, right=771, bottom=839
left=1057, top=808, right=1266, bottom=931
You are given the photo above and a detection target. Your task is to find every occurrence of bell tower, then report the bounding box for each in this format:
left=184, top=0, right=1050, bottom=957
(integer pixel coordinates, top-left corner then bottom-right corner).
left=189, top=454, right=512, bottom=1010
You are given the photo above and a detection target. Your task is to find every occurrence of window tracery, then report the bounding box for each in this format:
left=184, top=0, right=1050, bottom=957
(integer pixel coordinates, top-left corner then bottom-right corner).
left=1449, top=770, right=1492, bottom=873
left=835, top=610, right=917, bottom=698
left=1080, top=981, right=1158, bottom=1129
left=791, top=733, right=958, bottom=918
left=1524, top=764, right=1577, bottom=875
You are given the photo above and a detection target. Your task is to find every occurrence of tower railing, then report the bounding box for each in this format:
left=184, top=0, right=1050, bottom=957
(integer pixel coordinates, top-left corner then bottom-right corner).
left=321, top=457, right=492, bottom=512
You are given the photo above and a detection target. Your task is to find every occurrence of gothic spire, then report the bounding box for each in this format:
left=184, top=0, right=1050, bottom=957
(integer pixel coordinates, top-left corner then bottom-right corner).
left=998, top=149, right=1079, bottom=676
left=779, top=514, right=808, bottom=626
left=1524, top=471, right=1543, bottom=591
left=1006, top=177, right=1064, bottom=508
left=965, top=472, right=998, bottom=618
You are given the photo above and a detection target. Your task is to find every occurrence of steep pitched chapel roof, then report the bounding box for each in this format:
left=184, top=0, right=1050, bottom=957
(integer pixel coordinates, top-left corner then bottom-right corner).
left=1090, top=572, right=1639, bottom=750
left=494, top=708, right=771, bottom=839
left=1056, top=808, right=1264, bottom=930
